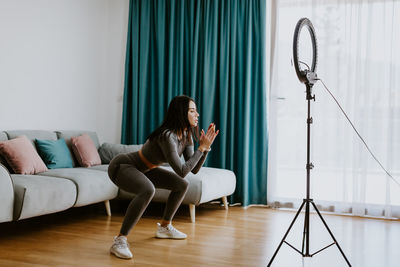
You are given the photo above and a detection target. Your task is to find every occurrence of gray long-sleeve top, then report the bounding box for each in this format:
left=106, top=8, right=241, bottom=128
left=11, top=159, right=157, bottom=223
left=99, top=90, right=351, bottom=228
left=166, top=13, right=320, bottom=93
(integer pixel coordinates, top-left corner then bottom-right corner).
left=138, top=131, right=208, bottom=177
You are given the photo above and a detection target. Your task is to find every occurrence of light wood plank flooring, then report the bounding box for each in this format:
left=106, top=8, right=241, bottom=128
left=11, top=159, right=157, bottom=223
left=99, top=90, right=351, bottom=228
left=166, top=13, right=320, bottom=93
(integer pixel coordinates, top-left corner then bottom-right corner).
left=0, top=201, right=399, bottom=267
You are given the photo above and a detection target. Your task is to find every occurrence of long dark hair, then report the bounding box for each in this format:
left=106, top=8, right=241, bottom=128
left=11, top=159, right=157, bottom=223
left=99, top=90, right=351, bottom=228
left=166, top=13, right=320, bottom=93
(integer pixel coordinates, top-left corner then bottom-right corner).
left=147, top=95, right=199, bottom=143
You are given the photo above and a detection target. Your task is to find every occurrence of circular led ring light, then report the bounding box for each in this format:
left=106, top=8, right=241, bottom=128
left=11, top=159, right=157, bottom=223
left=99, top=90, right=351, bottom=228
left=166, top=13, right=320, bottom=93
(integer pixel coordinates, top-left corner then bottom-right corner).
left=293, top=18, right=318, bottom=84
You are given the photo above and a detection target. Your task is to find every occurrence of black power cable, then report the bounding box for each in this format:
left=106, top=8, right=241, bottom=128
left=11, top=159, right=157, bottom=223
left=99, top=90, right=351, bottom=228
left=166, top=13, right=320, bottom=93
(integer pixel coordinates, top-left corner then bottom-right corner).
left=317, top=78, right=400, bottom=187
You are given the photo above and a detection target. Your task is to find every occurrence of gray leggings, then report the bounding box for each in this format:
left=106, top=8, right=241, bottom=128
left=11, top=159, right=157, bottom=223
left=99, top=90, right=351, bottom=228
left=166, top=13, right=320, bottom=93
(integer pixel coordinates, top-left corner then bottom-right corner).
left=108, top=153, right=189, bottom=236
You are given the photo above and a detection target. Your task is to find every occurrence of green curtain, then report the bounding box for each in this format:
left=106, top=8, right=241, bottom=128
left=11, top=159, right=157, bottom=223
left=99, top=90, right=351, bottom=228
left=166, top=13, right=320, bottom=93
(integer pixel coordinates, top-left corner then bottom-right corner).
left=121, top=0, right=268, bottom=206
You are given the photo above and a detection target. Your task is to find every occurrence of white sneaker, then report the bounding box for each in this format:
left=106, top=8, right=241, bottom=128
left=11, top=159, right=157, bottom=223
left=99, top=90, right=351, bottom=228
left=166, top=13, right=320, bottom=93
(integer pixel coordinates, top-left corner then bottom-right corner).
left=110, top=236, right=133, bottom=259
left=155, top=223, right=187, bottom=239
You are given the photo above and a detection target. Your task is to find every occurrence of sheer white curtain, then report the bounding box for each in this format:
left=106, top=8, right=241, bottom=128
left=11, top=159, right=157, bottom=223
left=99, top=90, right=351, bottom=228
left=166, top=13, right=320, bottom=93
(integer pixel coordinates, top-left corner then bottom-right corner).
left=268, top=0, right=400, bottom=218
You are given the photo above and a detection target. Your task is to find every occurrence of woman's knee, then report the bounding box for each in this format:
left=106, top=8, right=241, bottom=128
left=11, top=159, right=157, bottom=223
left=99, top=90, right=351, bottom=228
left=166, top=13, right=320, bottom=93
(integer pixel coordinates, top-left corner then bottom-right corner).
left=141, top=184, right=156, bottom=199
left=107, top=164, right=118, bottom=181
left=178, top=178, right=189, bottom=192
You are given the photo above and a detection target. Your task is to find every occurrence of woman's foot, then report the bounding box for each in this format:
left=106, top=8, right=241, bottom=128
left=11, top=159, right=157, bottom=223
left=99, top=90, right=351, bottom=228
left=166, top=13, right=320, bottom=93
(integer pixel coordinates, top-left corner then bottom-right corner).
left=110, top=236, right=133, bottom=259
left=155, top=223, right=187, bottom=239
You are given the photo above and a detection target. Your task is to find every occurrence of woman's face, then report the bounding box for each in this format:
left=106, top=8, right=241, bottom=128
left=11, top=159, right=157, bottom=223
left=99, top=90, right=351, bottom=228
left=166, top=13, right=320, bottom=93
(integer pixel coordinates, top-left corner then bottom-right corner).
left=188, top=101, right=199, bottom=127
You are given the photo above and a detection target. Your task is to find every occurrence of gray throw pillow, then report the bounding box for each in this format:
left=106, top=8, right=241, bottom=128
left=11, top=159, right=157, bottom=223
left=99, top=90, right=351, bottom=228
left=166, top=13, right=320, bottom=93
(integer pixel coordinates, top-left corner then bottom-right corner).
left=98, top=143, right=143, bottom=164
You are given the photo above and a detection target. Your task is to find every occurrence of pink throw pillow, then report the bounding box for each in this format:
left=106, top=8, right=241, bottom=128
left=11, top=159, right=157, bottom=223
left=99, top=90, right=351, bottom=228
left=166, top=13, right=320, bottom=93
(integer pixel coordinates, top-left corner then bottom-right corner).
left=0, top=136, right=48, bottom=174
left=71, top=134, right=101, bottom=167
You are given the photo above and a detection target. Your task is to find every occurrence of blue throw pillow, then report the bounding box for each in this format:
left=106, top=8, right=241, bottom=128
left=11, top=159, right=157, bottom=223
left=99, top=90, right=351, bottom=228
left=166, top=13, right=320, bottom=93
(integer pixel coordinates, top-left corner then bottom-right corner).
left=35, top=139, right=73, bottom=169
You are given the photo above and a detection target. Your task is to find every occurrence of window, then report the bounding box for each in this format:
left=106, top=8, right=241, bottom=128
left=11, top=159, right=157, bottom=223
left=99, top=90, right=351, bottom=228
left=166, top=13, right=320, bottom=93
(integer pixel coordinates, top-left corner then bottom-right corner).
left=268, top=0, right=400, bottom=218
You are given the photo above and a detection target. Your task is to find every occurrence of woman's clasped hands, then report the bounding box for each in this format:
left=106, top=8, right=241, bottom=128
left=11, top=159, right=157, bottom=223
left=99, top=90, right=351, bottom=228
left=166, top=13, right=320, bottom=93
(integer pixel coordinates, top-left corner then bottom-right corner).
left=199, top=123, right=219, bottom=152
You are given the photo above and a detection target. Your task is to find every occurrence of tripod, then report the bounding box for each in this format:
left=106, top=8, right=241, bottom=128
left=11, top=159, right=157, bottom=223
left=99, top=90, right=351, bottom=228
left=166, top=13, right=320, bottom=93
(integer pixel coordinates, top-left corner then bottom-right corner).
left=267, top=72, right=352, bottom=266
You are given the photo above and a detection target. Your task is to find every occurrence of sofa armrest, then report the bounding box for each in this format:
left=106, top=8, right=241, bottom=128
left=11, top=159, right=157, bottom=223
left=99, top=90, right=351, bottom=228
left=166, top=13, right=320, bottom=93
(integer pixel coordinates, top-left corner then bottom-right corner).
left=12, top=182, right=26, bottom=221
left=0, top=163, right=14, bottom=223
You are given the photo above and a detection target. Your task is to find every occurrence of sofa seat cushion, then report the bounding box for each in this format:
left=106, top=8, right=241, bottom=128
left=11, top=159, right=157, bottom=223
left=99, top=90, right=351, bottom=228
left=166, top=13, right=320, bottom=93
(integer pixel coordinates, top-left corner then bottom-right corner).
left=40, top=168, right=118, bottom=207
left=11, top=174, right=77, bottom=220
left=86, top=164, right=109, bottom=172
left=119, top=166, right=236, bottom=205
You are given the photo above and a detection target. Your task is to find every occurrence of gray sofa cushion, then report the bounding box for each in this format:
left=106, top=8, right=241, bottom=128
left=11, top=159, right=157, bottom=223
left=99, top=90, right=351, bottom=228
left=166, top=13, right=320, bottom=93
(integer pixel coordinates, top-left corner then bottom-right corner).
left=40, top=168, right=118, bottom=207
left=55, top=131, right=101, bottom=167
left=86, top=164, right=109, bottom=172
left=119, top=166, right=236, bottom=205
left=5, top=130, right=57, bottom=148
left=55, top=131, right=100, bottom=149
left=2, top=130, right=56, bottom=173
left=98, top=143, right=142, bottom=164
left=11, top=174, right=77, bottom=220
left=0, top=164, right=14, bottom=223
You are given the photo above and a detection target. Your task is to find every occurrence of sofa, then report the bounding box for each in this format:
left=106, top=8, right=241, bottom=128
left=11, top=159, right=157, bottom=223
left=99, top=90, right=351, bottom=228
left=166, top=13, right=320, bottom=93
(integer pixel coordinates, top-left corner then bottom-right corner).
left=0, top=130, right=236, bottom=224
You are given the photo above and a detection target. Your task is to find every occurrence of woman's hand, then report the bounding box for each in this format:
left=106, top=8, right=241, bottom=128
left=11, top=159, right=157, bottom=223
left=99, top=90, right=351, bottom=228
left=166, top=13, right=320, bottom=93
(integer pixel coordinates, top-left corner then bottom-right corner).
left=199, top=123, right=219, bottom=152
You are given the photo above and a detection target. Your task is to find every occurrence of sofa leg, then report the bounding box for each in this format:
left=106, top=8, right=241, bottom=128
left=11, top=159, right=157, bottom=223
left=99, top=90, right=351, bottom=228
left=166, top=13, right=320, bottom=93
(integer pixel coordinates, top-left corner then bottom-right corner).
left=222, top=196, right=229, bottom=210
left=189, top=204, right=195, bottom=223
left=104, top=200, right=111, bottom=216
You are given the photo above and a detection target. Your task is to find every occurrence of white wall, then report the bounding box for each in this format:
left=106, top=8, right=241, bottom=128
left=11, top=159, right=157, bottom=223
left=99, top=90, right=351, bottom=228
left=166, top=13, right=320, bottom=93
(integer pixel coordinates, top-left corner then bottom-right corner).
left=0, top=0, right=129, bottom=143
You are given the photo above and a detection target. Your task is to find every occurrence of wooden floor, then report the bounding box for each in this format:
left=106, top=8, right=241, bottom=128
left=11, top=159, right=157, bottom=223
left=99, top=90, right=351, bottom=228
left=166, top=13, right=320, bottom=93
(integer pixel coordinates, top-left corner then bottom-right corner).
left=0, top=201, right=399, bottom=267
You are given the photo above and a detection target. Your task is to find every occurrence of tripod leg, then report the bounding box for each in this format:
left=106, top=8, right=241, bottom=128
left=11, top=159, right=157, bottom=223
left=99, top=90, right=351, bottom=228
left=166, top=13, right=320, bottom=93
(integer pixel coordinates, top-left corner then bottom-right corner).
left=310, top=202, right=352, bottom=267
left=267, top=200, right=306, bottom=267
left=301, top=201, right=310, bottom=256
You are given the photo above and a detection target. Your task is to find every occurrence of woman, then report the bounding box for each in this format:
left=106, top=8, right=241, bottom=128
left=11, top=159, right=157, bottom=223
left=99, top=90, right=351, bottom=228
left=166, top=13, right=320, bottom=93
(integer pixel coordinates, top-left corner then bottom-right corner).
left=108, top=95, right=219, bottom=259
